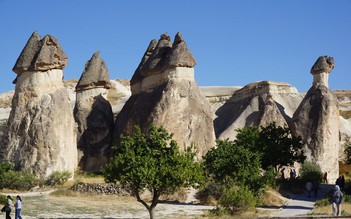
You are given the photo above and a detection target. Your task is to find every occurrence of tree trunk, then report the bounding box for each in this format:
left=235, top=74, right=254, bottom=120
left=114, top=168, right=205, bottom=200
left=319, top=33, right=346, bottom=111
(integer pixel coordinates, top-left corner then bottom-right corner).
left=148, top=208, right=154, bottom=219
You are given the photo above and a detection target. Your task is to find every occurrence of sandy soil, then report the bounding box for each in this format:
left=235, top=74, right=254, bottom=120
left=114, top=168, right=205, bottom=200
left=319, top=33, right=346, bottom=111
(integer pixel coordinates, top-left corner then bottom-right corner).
left=2, top=191, right=214, bottom=219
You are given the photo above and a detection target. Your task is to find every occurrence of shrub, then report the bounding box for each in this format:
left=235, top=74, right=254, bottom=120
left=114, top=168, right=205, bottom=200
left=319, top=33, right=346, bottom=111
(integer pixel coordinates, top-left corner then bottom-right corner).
left=0, top=170, right=42, bottom=190
left=196, top=182, right=225, bottom=204
left=299, top=161, right=323, bottom=182
left=219, top=186, right=256, bottom=213
left=45, top=171, right=72, bottom=186
left=315, top=197, right=330, bottom=207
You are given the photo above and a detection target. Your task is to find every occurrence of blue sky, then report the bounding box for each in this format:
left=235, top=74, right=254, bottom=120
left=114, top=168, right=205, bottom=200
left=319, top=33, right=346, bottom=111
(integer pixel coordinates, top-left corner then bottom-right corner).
left=0, top=0, right=350, bottom=93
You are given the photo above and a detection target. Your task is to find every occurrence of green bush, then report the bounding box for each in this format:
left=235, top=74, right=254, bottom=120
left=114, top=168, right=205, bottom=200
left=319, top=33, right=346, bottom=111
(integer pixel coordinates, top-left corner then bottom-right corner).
left=315, top=197, right=330, bottom=207
left=219, top=186, right=256, bottom=213
left=45, top=171, right=72, bottom=186
left=0, top=170, right=42, bottom=190
left=299, top=161, right=323, bottom=182
left=196, top=182, right=225, bottom=204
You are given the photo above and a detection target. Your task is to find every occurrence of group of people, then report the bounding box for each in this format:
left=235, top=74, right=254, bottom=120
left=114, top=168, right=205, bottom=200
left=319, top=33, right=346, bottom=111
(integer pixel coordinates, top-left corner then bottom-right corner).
left=2, top=195, right=22, bottom=219
left=305, top=179, right=320, bottom=198
left=305, top=174, right=345, bottom=217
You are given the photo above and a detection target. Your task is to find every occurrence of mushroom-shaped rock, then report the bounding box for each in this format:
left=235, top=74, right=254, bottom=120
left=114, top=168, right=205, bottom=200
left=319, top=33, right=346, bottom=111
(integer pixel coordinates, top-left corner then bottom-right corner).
left=141, top=33, right=172, bottom=76
left=131, top=39, right=157, bottom=86
left=12, top=32, right=68, bottom=74
left=164, top=32, right=196, bottom=69
left=310, top=56, right=334, bottom=75
left=76, top=51, right=111, bottom=91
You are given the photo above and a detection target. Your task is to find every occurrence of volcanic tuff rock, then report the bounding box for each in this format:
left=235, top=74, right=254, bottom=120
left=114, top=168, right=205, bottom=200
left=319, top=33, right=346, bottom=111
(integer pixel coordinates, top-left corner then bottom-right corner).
left=292, top=56, right=339, bottom=181
left=214, top=81, right=304, bottom=140
left=114, top=33, right=215, bottom=159
left=74, top=52, right=113, bottom=172
left=141, top=33, right=172, bottom=76
left=311, top=56, right=335, bottom=88
left=76, top=51, right=111, bottom=91
left=0, top=32, right=77, bottom=177
left=12, top=32, right=68, bottom=74
left=130, top=39, right=157, bottom=94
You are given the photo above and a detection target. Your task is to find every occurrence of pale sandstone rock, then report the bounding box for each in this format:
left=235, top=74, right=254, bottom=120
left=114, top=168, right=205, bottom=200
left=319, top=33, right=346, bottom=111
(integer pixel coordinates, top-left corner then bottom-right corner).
left=292, top=56, right=339, bottom=181
left=2, top=69, right=77, bottom=177
left=114, top=33, right=215, bottom=159
left=74, top=52, right=113, bottom=172
left=215, top=81, right=303, bottom=140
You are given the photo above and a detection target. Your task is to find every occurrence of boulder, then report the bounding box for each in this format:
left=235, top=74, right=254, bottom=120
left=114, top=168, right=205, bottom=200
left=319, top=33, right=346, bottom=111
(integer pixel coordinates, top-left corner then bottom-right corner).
left=1, top=32, right=76, bottom=177
left=292, top=56, right=339, bottom=181
left=74, top=52, right=113, bottom=172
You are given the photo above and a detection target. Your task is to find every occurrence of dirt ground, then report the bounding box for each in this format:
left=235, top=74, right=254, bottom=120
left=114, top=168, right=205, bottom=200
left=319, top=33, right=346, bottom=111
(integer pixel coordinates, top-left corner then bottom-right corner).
left=2, top=192, right=214, bottom=219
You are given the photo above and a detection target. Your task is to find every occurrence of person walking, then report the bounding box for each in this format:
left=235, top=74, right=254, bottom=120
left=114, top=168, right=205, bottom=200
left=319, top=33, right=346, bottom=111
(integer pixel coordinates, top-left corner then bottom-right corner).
left=332, top=185, right=343, bottom=216
left=312, top=179, right=320, bottom=198
left=5, top=195, right=12, bottom=219
left=14, top=196, right=22, bottom=219
left=305, top=180, right=313, bottom=198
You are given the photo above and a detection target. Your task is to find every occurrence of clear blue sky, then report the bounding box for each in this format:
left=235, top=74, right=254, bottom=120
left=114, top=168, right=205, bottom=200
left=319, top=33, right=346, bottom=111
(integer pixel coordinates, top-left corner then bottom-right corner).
left=0, top=0, right=350, bottom=93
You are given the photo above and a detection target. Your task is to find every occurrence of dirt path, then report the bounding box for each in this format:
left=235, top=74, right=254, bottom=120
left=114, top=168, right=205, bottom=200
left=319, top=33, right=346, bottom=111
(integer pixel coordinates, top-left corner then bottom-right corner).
left=272, top=184, right=333, bottom=217
left=1, top=191, right=214, bottom=219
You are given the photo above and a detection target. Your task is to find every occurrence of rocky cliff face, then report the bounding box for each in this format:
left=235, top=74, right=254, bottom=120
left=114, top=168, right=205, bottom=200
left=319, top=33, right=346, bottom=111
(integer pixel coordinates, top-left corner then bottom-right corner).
left=214, top=81, right=304, bottom=140
left=74, top=51, right=114, bottom=172
left=1, top=32, right=77, bottom=177
left=292, top=56, right=339, bottom=181
left=114, top=33, right=215, bottom=158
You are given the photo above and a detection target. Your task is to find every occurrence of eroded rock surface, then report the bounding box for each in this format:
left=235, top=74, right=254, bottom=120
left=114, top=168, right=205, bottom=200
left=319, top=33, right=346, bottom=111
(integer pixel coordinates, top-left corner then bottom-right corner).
left=1, top=32, right=77, bottom=177
left=74, top=52, right=113, bottom=172
left=114, top=32, right=215, bottom=159
left=292, top=56, right=339, bottom=181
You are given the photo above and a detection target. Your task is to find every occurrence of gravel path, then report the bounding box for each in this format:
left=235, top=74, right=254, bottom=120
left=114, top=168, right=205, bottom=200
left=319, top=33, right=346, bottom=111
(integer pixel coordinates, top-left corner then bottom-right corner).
left=273, top=184, right=333, bottom=218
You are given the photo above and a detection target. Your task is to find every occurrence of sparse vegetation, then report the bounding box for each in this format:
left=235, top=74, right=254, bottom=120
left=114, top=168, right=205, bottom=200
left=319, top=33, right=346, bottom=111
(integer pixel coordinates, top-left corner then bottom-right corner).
left=104, top=124, right=206, bottom=219
left=45, top=170, right=72, bottom=186
left=299, top=161, right=323, bottom=182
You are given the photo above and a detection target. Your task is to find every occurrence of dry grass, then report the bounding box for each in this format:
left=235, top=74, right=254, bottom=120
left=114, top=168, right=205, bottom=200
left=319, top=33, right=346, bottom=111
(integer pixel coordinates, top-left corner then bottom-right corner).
left=259, top=189, right=288, bottom=207
left=311, top=202, right=351, bottom=216
left=340, top=110, right=351, bottom=119
left=0, top=97, right=12, bottom=108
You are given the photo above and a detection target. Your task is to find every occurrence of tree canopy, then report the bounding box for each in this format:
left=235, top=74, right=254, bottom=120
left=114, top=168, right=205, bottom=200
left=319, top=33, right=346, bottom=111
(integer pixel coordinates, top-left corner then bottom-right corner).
left=104, top=124, right=205, bottom=219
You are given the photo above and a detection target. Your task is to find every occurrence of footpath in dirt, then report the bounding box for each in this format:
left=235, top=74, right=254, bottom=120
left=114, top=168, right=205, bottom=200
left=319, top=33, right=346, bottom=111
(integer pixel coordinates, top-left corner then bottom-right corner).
left=272, top=184, right=334, bottom=218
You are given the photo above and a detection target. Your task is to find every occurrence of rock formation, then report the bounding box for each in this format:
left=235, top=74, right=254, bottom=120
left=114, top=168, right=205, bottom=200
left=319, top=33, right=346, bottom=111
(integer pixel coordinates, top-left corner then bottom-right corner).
left=291, top=56, right=339, bottom=181
left=114, top=32, right=215, bottom=158
left=1, top=32, right=77, bottom=177
left=214, top=81, right=303, bottom=140
left=74, top=51, right=113, bottom=172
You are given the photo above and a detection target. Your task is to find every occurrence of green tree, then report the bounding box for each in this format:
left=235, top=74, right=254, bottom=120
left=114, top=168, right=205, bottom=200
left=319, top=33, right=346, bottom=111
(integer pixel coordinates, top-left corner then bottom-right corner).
left=104, top=124, right=205, bottom=219
left=258, top=123, right=305, bottom=171
left=204, top=139, right=263, bottom=193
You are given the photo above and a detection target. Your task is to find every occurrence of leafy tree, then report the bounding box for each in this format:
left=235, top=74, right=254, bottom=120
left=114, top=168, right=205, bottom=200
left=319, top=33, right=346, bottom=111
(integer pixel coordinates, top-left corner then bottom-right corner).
left=204, top=139, right=263, bottom=193
left=258, top=123, right=305, bottom=171
left=104, top=124, right=205, bottom=219
left=299, top=161, right=323, bottom=182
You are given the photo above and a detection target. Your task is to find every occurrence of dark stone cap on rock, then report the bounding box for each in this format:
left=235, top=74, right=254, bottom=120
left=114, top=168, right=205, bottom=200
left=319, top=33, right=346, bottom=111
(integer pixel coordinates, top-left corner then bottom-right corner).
left=164, top=32, right=196, bottom=69
left=76, top=51, right=111, bottom=91
left=141, top=33, right=172, bottom=76
left=310, top=56, right=334, bottom=75
left=131, top=39, right=157, bottom=85
left=12, top=32, right=68, bottom=74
